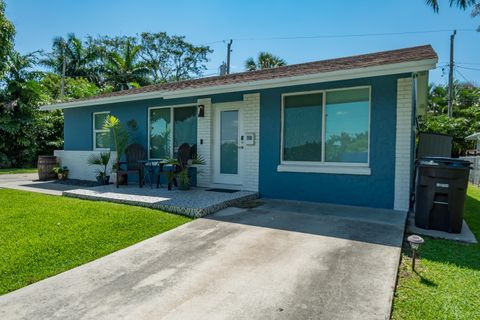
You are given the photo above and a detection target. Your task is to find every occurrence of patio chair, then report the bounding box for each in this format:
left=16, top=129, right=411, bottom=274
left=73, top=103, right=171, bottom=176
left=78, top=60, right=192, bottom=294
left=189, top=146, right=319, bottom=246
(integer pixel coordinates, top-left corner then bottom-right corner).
left=116, top=143, right=146, bottom=188
left=177, top=143, right=191, bottom=170
left=158, top=143, right=191, bottom=190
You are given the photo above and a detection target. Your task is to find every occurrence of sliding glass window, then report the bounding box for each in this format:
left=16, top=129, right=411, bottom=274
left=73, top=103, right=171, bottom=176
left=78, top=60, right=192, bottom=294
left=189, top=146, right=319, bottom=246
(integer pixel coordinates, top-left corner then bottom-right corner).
left=149, top=106, right=197, bottom=159
left=325, top=88, right=369, bottom=163
left=283, top=93, right=323, bottom=161
left=282, top=87, right=370, bottom=165
left=173, top=107, right=197, bottom=156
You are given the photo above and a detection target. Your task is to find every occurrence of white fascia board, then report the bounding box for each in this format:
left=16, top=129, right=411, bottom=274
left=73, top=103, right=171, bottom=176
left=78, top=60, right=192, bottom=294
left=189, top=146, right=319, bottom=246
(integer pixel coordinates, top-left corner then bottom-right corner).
left=40, top=58, right=437, bottom=110
left=40, top=90, right=167, bottom=111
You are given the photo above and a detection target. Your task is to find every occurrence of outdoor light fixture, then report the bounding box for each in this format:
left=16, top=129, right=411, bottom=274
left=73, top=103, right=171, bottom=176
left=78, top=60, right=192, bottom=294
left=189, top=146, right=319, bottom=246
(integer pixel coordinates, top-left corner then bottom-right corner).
left=407, top=234, right=424, bottom=271
left=198, top=104, right=205, bottom=117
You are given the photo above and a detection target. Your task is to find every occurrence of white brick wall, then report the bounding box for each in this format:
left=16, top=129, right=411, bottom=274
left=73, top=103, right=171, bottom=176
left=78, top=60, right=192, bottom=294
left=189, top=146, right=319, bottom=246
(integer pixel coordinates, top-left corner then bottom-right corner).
left=394, top=78, right=413, bottom=211
left=242, top=93, right=260, bottom=191
left=54, top=150, right=117, bottom=181
left=196, top=98, right=213, bottom=187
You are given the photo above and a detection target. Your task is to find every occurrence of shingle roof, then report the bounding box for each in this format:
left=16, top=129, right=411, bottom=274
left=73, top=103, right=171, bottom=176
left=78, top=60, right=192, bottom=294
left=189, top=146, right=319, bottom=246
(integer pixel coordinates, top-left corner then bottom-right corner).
left=54, top=45, right=438, bottom=104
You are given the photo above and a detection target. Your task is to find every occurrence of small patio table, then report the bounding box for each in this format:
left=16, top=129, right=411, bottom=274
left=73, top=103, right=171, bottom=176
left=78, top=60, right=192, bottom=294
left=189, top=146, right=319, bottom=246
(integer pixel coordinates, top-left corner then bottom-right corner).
left=138, top=160, right=178, bottom=189
left=138, top=160, right=157, bottom=188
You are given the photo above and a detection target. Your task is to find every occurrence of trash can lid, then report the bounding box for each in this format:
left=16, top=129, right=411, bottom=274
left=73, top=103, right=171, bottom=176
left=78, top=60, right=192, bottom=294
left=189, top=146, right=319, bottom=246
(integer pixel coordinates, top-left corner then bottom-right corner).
left=418, top=157, right=471, bottom=168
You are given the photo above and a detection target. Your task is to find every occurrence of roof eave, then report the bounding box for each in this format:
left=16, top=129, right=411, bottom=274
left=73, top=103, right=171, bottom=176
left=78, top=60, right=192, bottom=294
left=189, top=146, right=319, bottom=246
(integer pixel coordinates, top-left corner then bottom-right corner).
left=40, top=58, right=437, bottom=111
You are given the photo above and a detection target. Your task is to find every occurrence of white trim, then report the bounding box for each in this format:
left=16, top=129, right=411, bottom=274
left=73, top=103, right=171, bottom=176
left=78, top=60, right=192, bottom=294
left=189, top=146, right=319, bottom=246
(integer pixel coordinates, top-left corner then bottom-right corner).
left=92, top=111, right=110, bottom=151
left=40, top=58, right=437, bottom=110
left=277, top=164, right=371, bottom=175
left=147, top=103, right=198, bottom=160
left=321, top=92, right=326, bottom=162
left=394, top=77, right=414, bottom=211
left=280, top=85, right=371, bottom=168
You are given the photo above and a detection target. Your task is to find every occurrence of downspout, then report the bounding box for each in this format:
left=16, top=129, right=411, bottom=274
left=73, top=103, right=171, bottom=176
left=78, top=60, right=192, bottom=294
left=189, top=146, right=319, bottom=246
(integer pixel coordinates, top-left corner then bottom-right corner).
left=409, top=73, right=418, bottom=211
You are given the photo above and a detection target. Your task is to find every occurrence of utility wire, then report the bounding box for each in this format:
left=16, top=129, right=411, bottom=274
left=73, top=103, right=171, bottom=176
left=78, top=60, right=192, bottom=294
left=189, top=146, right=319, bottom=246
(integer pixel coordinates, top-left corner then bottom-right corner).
left=200, top=28, right=476, bottom=46
left=455, top=68, right=472, bottom=83
left=456, top=65, right=480, bottom=71
left=456, top=62, right=480, bottom=65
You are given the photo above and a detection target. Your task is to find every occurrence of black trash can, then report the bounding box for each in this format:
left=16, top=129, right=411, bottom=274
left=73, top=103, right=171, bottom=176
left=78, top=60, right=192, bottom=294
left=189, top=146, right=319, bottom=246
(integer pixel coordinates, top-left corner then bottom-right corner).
left=414, top=157, right=471, bottom=233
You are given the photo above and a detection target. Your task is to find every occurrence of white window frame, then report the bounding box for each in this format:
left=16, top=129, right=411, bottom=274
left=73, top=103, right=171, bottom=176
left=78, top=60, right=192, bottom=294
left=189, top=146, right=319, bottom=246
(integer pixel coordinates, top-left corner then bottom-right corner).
left=147, top=103, right=198, bottom=160
left=93, top=111, right=110, bottom=151
left=279, top=86, right=372, bottom=175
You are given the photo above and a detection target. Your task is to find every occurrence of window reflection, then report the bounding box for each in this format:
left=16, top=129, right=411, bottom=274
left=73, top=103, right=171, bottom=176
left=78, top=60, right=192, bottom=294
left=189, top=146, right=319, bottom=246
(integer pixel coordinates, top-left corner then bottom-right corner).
left=325, top=89, right=369, bottom=163
left=283, top=93, right=323, bottom=161
left=150, top=108, right=171, bottom=159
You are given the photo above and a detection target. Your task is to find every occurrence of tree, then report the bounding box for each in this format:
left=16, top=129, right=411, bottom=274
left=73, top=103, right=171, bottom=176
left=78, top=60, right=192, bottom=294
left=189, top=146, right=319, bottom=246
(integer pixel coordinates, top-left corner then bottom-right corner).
left=0, top=51, right=104, bottom=167
left=0, top=0, right=15, bottom=78
left=425, top=0, right=479, bottom=29
left=140, top=32, right=211, bottom=83
left=419, top=83, right=480, bottom=156
left=245, top=52, right=286, bottom=71
left=0, top=51, right=44, bottom=167
left=425, top=0, right=476, bottom=12
left=34, top=74, right=107, bottom=158
left=39, top=73, right=103, bottom=102
left=100, top=37, right=150, bottom=91
left=472, top=3, right=480, bottom=31
left=40, top=33, right=101, bottom=85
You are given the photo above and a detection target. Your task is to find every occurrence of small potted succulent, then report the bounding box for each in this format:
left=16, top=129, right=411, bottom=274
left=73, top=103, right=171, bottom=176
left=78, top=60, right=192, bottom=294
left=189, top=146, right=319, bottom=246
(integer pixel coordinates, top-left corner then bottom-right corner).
left=87, top=152, right=111, bottom=185
left=52, top=166, right=69, bottom=180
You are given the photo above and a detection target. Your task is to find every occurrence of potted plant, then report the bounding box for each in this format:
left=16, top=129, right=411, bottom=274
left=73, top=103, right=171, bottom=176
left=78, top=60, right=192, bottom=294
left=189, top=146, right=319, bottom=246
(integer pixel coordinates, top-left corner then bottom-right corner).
left=52, top=166, right=69, bottom=180
left=103, top=115, right=129, bottom=185
left=87, top=152, right=111, bottom=184
left=167, top=155, right=205, bottom=191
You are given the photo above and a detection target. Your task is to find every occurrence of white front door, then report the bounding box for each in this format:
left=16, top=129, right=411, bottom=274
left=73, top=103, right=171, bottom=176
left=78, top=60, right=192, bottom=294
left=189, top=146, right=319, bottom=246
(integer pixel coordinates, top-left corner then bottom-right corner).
left=214, top=103, right=243, bottom=185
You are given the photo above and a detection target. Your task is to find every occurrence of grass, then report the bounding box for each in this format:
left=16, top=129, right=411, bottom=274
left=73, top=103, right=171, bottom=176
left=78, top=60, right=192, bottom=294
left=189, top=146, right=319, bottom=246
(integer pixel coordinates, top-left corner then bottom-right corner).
left=0, top=168, right=37, bottom=174
left=391, top=185, right=480, bottom=320
left=0, top=189, right=191, bottom=295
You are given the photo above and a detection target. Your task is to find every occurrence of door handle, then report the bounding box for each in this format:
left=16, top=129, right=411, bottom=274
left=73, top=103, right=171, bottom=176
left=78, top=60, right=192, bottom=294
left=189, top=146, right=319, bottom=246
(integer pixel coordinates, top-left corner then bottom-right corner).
left=238, top=146, right=244, bottom=149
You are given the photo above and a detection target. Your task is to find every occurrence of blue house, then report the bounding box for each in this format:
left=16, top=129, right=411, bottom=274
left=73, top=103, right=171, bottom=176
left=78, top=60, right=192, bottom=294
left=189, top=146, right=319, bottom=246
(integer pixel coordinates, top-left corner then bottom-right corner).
left=41, top=45, right=437, bottom=212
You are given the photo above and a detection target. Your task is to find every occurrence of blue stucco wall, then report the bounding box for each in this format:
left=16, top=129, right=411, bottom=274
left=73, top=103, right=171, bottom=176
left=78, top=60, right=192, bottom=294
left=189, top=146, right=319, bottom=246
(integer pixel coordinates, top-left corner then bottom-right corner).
left=63, top=73, right=411, bottom=209
left=64, top=96, right=199, bottom=150
left=258, top=74, right=410, bottom=209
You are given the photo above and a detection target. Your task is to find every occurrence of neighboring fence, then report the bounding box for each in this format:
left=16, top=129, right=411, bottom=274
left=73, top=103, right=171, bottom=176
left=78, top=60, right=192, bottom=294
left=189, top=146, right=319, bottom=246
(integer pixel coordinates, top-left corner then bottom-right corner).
left=461, top=156, right=480, bottom=185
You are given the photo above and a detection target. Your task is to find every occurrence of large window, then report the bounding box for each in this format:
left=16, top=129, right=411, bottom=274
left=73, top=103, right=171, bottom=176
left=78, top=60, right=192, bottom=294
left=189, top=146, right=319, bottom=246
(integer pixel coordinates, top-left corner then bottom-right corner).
left=93, top=112, right=110, bottom=150
left=283, top=93, right=323, bottom=161
left=149, top=105, right=197, bottom=159
left=282, top=87, right=370, bottom=165
left=325, top=88, right=369, bottom=163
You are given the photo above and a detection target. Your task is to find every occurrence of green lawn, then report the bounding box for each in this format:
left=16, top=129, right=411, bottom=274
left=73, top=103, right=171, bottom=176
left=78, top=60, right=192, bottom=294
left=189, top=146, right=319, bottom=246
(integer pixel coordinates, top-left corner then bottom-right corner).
left=392, top=185, right=480, bottom=320
left=0, top=168, right=37, bottom=175
left=0, top=189, right=191, bottom=295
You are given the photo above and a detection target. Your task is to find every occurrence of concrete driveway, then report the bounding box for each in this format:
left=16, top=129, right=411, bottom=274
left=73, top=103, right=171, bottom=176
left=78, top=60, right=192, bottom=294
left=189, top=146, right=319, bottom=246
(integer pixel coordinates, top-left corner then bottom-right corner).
left=0, top=199, right=406, bottom=320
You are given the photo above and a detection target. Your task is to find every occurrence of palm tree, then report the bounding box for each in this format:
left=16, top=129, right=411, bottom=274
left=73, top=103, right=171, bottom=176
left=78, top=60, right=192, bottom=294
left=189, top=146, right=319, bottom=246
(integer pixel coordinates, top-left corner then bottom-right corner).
left=40, top=33, right=101, bottom=84
left=245, top=52, right=287, bottom=71
left=425, top=0, right=475, bottom=12
left=472, top=4, right=480, bottom=31
left=101, top=40, right=150, bottom=91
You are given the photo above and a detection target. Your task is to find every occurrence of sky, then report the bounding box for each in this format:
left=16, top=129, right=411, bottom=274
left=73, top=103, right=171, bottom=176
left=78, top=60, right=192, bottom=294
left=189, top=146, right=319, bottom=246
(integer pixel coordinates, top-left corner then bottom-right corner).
left=5, top=0, right=480, bottom=85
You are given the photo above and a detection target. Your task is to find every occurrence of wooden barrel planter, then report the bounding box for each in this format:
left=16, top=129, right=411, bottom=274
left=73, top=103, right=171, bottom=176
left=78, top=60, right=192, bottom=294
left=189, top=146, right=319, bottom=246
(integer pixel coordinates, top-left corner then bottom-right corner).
left=37, top=155, right=57, bottom=181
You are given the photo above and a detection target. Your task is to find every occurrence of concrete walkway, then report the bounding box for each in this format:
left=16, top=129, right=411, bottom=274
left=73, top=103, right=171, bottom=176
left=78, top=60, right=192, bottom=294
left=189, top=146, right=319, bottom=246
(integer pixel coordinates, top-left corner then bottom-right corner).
left=0, top=200, right=407, bottom=320
left=0, top=173, right=78, bottom=195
